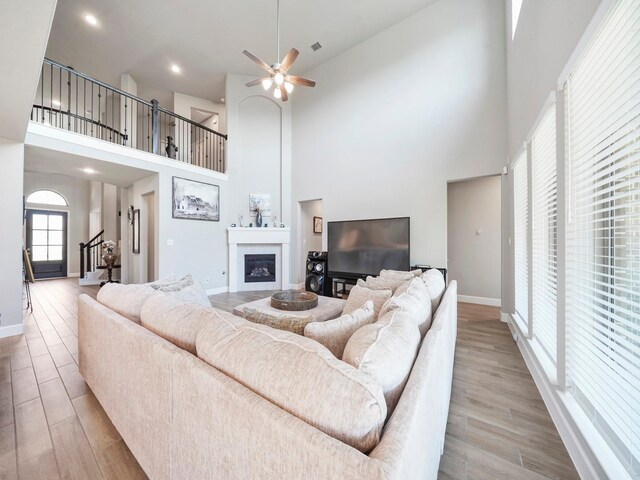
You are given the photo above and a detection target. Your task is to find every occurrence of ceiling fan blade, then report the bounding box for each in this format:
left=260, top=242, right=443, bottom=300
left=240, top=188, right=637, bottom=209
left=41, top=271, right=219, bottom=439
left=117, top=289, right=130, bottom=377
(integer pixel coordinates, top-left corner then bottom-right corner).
left=279, top=48, right=299, bottom=73
left=280, top=84, right=288, bottom=102
left=242, top=50, right=273, bottom=73
left=245, top=77, right=269, bottom=87
left=287, top=75, right=316, bottom=87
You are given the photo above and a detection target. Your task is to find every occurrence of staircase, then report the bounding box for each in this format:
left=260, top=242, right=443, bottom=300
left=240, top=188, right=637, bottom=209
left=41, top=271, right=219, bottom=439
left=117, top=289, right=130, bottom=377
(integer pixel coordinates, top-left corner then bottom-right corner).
left=79, top=230, right=120, bottom=285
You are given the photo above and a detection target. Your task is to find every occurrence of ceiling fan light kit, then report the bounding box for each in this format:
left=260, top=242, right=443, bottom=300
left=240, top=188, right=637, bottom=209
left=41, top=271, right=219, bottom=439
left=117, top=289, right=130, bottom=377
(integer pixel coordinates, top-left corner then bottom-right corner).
left=243, top=0, right=316, bottom=101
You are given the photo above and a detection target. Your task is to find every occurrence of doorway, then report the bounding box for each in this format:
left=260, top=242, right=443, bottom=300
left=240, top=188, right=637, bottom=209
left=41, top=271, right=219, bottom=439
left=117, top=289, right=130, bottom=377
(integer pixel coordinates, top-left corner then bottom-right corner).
left=142, top=192, right=156, bottom=282
left=25, top=209, right=68, bottom=279
left=447, top=175, right=501, bottom=306
left=299, top=199, right=323, bottom=280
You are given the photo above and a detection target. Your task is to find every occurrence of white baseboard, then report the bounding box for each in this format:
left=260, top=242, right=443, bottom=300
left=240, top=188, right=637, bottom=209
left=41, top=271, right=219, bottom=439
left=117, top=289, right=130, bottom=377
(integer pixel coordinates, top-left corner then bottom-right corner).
left=289, top=282, right=304, bottom=290
left=67, top=272, right=80, bottom=278
left=457, top=295, right=501, bottom=307
left=507, top=315, right=626, bottom=480
left=0, top=323, right=24, bottom=339
left=206, top=286, right=229, bottom=296
left=500, top=311, right=511, bottom=323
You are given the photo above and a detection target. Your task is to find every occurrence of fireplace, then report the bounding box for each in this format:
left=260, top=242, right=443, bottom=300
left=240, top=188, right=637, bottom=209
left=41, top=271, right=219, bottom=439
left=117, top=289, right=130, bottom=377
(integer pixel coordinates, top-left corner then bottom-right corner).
left=244, top=254, right=276, bottom=283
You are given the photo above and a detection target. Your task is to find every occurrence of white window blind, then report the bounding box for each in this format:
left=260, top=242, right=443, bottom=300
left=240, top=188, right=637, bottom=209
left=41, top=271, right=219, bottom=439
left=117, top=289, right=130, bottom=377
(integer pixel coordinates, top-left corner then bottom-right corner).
left=531, top=104, right=558, bottom=364
left=565, top=0, right=640, bottom=470
left=514, top=150, right=529, bottom=328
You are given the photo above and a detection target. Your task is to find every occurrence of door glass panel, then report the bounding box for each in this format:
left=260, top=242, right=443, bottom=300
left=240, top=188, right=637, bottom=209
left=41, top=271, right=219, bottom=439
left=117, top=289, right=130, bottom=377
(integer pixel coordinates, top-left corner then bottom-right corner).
left=32, top=214, right=48, bottom=230
left=32, top=230, right=48, bottom=245
left=32, top=246, right=47, bottom=261
left=48, top=246, right=63, bottom=261
left=48, top=231, right=63, bottom=245
left=48, top=215, right=63, bottom=230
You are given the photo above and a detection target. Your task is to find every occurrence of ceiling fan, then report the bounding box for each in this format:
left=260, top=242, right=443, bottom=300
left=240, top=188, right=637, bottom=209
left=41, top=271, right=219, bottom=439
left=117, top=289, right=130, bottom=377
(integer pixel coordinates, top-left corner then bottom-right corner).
left=243, top=0, right=316, bottom=101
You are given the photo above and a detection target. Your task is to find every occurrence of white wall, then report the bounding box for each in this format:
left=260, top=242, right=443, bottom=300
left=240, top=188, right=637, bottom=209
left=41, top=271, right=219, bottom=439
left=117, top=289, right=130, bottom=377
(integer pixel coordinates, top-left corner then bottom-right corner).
left=237, top=96, right=282, bottom=224
left=225, top=73, right=292, bottom=228
left=447, top=175, right=501, bottom=302
left=506, top=0, right=601, bottom=159
left=291, top=0, right=508, bottom=284
left=0, top=141, right=25, bottom=336
left=23, top=171, right=90, bottom=275
left=173, top=92, right=227, bottom=134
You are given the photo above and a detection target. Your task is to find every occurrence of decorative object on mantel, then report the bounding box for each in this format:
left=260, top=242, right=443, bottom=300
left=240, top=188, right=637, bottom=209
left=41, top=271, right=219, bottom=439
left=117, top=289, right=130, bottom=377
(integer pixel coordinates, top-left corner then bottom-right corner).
left=242, top=0, right=316, bottom=102
left=238, top=212, right=245, bottom=227
left=172, top=176, right=220, bottom=221
left=131, top=209, right=140, bottom=254
left=313, top=216, right=323, bottom=234
left=249, top=193, right=272, bottom=228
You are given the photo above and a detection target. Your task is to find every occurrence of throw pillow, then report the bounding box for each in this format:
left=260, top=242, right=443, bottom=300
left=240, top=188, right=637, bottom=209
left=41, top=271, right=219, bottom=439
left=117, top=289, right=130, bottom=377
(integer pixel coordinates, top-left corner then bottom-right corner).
left=243, top=307, right=316, bottom=335
left=165, top=280, right=211, bottom=307
left=342, top=309, right=421, bottom=417
left=196, top=315, right=387, bottom=452
left=145, top=274, right=178, bottom=288
left=363, top=276, right=409, bottom=293
left=304, top=301, right=375, bottom=358
left=379, top=277, right=433, bottom=337
left=153, top=273, right=194, bottom=292
left=420, top=269, right=446, bottom=314
left=379, top=269, right=422, bottom=280
left=342, top=285, right=392, bottom=318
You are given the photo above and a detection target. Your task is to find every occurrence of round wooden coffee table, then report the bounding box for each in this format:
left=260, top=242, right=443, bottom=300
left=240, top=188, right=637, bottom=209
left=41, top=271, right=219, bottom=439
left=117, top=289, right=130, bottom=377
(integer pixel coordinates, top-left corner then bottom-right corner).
left=271, top=291, right=319, bottom=311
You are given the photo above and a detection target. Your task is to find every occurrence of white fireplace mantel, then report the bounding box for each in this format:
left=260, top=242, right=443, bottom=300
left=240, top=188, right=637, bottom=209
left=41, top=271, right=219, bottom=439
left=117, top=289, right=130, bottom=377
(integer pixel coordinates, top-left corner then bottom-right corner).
left=227, top=227, right=291, bottom=292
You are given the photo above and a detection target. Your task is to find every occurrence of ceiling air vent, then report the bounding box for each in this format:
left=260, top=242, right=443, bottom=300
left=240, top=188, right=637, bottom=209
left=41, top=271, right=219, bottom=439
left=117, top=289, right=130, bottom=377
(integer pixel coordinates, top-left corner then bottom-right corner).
left=310, top=42, right=322, bottom=52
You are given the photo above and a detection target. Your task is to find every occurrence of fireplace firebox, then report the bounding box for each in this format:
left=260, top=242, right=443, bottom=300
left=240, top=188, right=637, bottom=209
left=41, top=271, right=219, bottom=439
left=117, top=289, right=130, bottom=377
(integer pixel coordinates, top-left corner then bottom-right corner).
left=244, top=254, right=276, bottom=283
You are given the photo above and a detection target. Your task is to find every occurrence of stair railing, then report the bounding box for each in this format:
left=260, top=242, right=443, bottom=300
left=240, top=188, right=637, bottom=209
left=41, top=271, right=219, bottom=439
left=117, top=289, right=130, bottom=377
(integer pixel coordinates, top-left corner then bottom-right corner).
left=32, top=58, right=227, bottom=173
left=79, top=230, right=104, bottom=279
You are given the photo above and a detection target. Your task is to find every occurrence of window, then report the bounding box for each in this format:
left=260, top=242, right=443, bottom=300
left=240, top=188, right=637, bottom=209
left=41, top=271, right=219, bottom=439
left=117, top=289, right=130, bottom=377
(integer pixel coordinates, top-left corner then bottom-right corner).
left=531, top=104, right=558, bottom=364
left=565, top=0, right=640, bottom=469
left=513, top=149, right=529, bottom=329
left=26, top=190, right=67, bottom=206
left=30, top=213, right=64, bottom=262
left=512, top=0, right=523, bottom=40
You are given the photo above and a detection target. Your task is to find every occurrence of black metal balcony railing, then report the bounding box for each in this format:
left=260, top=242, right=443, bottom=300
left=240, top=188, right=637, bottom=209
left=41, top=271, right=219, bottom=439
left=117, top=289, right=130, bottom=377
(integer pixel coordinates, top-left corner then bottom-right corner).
left=31, top=58, right=227, bottom=173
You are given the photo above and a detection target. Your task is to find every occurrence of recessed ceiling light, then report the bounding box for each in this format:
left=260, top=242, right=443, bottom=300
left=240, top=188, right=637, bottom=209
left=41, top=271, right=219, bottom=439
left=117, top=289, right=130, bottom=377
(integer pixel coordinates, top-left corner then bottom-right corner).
left=52, top=99, right=61, bottom=107
left=82, top=168, right=96, bottom=174
left=220, top=97, right=225, bottom=103
left=171, top=64, right=181, bottom=74
left=84, top=14, right=98, bottom=26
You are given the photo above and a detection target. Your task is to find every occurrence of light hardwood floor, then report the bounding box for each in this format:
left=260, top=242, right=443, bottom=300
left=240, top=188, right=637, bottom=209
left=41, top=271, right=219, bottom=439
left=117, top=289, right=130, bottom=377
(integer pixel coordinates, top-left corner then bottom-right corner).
left=0, top=278, right=578, bottom=479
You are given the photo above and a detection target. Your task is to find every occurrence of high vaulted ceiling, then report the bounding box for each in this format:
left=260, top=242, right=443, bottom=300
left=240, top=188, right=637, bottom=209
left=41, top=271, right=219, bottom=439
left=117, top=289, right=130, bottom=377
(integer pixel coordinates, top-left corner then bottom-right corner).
left=45, top=0, right=437, bottom=106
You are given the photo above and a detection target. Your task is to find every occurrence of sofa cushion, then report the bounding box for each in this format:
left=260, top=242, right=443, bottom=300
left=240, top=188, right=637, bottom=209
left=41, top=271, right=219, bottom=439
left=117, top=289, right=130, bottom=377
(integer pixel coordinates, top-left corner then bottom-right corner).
left=342, top=309, right=421, bottom=417
left=420, top=269, right=446, bottom=314
left=343, top=285, right=392, bottom=318
left=196, top=316, right=387, bottom=453
left=379, top=269, right=422, bottom=280
left=304, top=301, right=375, bottom=358
left=379, top=278, right=433, bottom=337
left=243, top=307, right=315, bottom=335
left=96, top=283, right=157, bottom=324
left=139, top=294, right=229, bottom=355
left=145, top=274, right=178, bottom=288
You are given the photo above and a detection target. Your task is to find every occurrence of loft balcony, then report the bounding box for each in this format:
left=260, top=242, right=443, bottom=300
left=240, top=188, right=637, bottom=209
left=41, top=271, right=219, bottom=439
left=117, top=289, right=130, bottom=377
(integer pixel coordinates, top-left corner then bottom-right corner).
left=31, top=58, right=227, bottom=173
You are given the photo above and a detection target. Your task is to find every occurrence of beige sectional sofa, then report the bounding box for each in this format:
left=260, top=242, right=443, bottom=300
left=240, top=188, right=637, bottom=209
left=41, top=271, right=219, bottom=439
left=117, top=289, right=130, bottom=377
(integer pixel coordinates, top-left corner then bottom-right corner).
left=78, top=275, right=457, bottom=479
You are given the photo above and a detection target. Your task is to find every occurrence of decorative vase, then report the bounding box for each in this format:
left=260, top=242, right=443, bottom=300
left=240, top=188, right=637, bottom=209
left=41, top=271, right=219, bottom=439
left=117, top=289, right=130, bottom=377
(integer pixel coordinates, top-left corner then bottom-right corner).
left=256, top=210, right=263, bottom=227
left=102, top=252, right=117, bottom=267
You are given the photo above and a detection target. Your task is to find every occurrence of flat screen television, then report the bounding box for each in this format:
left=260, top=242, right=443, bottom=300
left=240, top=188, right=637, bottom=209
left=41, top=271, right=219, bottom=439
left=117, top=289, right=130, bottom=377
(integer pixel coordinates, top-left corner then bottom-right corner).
left=327, top=217, right=410, bottom=278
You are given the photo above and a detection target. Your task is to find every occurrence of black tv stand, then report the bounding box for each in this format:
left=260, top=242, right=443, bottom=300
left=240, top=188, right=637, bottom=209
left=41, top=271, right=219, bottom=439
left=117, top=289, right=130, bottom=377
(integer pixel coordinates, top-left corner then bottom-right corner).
left=331, top=277, right=357, bottom=298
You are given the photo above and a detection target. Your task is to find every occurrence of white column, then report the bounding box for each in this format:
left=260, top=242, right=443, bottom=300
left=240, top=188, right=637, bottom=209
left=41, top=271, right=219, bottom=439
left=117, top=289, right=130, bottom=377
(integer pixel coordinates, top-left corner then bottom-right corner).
left=228, top=242, right=238, bottom=292
left=0, top=140, right=25, bottom=338
left=281, top=242, right=290, bottom=289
